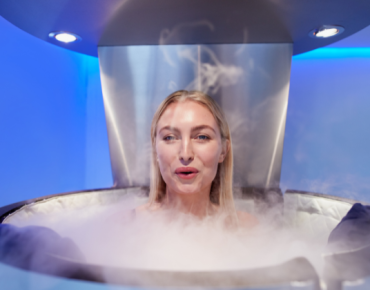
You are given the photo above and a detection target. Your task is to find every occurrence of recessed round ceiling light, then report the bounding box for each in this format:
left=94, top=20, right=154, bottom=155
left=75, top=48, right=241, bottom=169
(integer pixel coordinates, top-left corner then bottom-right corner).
left=48, top=31, right=81, bottom=43
left=309, top=25, right=344, bottom=38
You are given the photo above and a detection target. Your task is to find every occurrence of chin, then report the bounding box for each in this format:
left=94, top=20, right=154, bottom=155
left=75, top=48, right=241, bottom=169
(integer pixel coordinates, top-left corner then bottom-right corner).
left=175, top=184, right=200, bottom=195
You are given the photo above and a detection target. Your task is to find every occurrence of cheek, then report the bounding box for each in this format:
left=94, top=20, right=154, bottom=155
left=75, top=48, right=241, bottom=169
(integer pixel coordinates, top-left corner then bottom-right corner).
left=196, top=143, right=222, bottom=170
left=156, top=142, right=176, bottom=171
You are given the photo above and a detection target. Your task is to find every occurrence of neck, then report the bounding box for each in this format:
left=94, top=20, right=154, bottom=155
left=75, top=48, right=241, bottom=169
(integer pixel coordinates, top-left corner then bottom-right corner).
left=163, top=186, right=217, bottom=218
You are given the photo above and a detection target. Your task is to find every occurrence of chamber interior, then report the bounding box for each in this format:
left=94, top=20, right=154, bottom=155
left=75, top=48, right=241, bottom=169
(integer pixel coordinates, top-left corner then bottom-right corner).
left=2, top=188, right=353, bottom=276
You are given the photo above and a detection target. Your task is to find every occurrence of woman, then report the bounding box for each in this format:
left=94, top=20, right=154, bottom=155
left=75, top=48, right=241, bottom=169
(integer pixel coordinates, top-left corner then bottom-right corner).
left=137, top=90, right=257, bottom=228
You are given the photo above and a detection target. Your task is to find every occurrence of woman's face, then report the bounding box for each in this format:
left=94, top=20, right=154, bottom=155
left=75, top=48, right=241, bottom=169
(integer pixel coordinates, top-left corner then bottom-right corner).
left=155, top=100, right=228, bottom=197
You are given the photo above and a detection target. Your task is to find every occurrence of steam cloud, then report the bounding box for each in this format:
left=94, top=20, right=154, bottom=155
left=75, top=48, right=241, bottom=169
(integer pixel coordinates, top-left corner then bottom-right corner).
left=179, top=46, right=244, bottom=95
left=5, top=193, right=327, bottom=280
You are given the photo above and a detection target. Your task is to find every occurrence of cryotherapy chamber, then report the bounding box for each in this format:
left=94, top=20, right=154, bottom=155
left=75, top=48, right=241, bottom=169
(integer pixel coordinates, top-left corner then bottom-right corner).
left=1, top=1, right=370, bottom=289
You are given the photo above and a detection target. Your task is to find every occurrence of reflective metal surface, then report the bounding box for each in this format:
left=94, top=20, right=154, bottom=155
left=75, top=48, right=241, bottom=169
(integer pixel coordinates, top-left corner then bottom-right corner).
left=99, top=43, right=292, bottom=188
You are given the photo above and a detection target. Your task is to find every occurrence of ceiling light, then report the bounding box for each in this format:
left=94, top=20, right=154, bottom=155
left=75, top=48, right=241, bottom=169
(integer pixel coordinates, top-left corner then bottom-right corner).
left=309, top=25, right=344, bottom=38
left=49, top=31, right=81, bottom=43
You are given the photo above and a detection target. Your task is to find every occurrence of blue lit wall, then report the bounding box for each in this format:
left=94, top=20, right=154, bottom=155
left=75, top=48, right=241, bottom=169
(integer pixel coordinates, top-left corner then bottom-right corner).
left=281, top=48, right=370, bottom=202
left=0, top=17, right=112, bottom=207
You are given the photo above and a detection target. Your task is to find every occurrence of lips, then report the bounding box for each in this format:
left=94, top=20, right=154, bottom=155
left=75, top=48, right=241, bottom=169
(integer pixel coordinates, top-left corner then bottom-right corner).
left=175, top=167, right=199, bottom=179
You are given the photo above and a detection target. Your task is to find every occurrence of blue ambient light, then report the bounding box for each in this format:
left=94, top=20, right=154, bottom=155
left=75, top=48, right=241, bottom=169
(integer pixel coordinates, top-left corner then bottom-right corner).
left=293, top=48, right=370, bottom=60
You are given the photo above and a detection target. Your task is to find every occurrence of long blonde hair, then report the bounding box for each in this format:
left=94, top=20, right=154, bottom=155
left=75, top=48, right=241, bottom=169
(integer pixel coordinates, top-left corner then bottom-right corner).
left=149, top=90, right=236, bottom=213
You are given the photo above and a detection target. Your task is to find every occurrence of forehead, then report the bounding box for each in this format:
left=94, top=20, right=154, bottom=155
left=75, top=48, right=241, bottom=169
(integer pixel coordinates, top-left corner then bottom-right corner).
left=157, top=100, right=218, bottom=130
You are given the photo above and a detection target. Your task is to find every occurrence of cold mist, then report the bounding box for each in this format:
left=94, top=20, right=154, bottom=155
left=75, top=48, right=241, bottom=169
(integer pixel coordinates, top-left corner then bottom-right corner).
left=4, top=192, right=327, bottom=275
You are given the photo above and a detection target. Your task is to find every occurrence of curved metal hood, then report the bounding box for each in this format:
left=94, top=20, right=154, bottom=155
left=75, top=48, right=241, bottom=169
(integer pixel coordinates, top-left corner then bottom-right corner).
left=1, top=0, right=370, bottom=56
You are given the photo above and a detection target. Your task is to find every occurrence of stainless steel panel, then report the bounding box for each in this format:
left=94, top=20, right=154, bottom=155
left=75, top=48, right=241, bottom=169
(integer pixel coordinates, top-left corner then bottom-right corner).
left=98, top=43, right=292, bottom=188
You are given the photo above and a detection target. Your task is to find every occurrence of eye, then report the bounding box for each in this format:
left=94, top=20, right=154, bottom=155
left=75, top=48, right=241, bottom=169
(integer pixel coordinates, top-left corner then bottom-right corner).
left=163, top=135, right=176, bottom=141
left=196, top=135, right=210, bottom=141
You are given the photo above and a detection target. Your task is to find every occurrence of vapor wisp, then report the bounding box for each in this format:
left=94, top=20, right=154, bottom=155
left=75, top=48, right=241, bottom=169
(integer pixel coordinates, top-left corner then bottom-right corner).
left=5, top=192, right=326, bottom=278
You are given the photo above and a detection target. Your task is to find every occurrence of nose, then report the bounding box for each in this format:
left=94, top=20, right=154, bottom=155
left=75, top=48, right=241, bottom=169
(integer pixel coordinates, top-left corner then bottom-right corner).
left=179, top=138, right=194, bottom=164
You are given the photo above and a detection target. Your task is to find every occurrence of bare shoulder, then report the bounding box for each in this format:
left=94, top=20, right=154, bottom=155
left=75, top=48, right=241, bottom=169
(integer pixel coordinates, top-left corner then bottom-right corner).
left=135, top=202, right=162, bottom=213
left=105, top=203, right=162, bottom=224
left=237, top=211, right=259, bottom=228
left=106, top=209, right=135, bottom=224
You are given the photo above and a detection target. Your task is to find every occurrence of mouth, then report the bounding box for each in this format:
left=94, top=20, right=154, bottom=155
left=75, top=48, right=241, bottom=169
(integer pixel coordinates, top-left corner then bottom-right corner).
left=175, top=167, right=199, bottom=180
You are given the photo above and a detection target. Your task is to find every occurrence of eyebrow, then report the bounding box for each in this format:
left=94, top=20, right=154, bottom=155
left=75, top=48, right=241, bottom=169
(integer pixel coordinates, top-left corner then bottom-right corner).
left=191, top=125, right=217, bottom=134
left=158, top=125, right=216, bottom=135
left=158, top=126, right=180, bottom=135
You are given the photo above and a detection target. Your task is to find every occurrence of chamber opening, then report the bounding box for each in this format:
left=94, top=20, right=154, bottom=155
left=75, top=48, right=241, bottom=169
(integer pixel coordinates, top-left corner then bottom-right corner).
left=0, top=187, right=362, bottom=289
